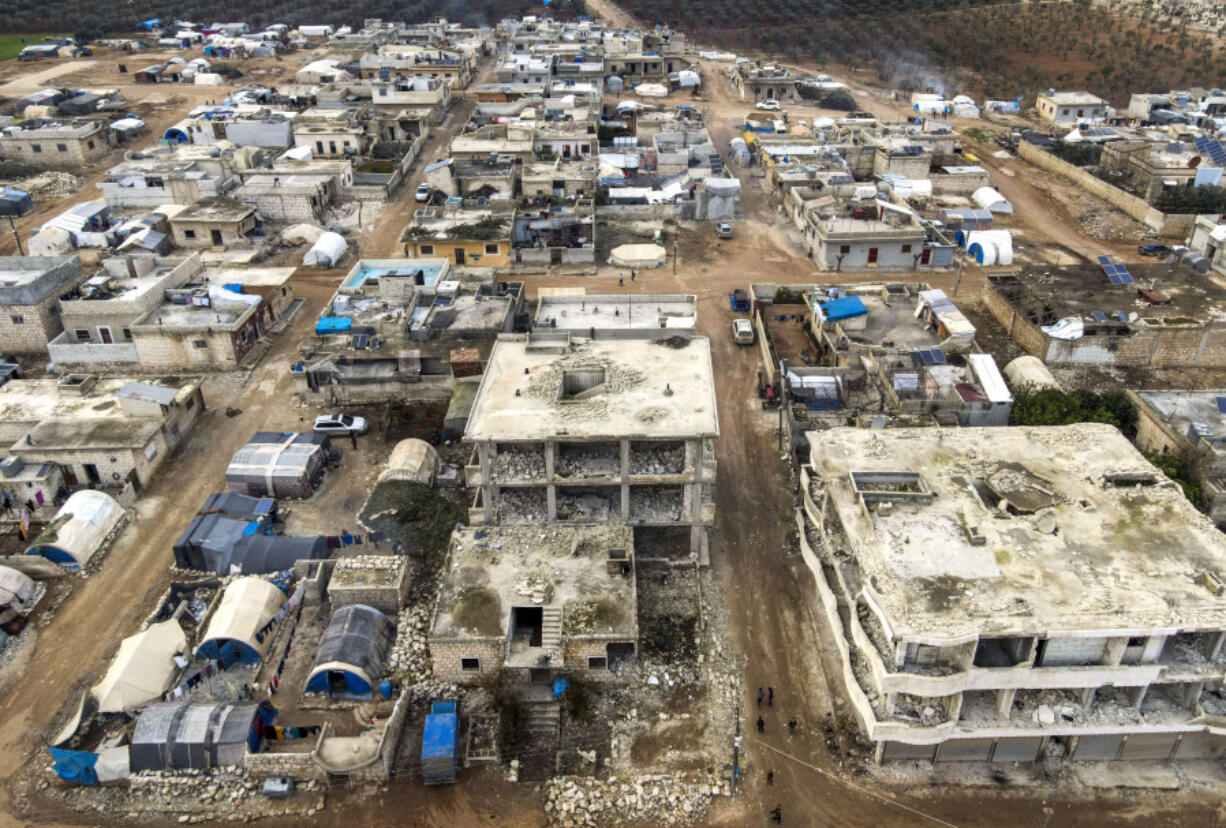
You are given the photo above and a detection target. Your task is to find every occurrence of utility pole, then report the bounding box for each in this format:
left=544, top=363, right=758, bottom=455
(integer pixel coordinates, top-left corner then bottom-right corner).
left=7, top=216, right=23, bottom=256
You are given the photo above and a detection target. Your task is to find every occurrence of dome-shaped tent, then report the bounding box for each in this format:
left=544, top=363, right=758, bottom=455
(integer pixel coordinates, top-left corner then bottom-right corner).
left=26, top=490, right=124, bottom=569
left=195, top=577, right=285, bottom=666
left=305, top=604, right=394, bottom=698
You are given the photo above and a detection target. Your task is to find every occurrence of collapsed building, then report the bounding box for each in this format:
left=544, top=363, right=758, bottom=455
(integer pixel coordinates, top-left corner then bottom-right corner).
left=430, top=524, right=637, bottom=684
left=802, top=424, right=1226, bottom=764
left=464, top=333, right=718, bottom=556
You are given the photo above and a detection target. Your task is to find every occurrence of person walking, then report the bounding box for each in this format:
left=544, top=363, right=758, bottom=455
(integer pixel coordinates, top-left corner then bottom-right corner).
left=788, top=717, right=797, bottom=735
left=756, top=716, right=765, bottom=734
left=757, top=687, right=764, bottom=707
left=630, top=269, right=636, bottom=282
left=349, top=430, right=358, bottom=450
left=619, top=274, right=624, bottom=286
left=768, top=687, right=774, bottom=706
left=766, top=769, right=774, bottom=785
left=770, top=804, right=782, bottom=823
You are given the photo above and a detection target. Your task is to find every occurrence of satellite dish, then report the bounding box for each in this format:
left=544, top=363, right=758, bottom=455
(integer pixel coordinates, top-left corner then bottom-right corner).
left=1190, top=155, right=1203, bottom=168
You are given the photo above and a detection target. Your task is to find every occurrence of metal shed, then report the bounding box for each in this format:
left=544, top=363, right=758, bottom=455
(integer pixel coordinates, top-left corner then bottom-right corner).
left=305, top=604, right=395, bottom=698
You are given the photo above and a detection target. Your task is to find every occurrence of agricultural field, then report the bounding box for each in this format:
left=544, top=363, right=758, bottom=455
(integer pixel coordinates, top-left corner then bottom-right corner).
left=0, top=34, right=66, bottom=62
left=621, top=0, right=1226, bottom=105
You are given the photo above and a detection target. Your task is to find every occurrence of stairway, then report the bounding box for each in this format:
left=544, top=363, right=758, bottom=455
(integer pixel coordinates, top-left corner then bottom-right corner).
left=526, top=700, right=561, bottom=734
left=540, top=606, right=563, bottom=650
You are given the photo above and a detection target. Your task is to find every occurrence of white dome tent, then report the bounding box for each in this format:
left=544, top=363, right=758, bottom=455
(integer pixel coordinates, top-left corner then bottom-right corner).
left=26, top=490, right=124, bottom=569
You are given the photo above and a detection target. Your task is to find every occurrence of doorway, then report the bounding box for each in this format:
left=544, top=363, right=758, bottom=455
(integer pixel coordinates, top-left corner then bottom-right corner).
left=83, top=464, right=101, bottom=485
left=99, top=327, right=113, bottom=344
left=454, top=248, right=466, bottom=265
left=210, top=229, right=223, bottom=246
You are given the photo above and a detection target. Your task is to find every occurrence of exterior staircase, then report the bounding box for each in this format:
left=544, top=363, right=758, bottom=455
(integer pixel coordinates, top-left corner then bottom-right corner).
left=540, top=606, right=563, bottom=650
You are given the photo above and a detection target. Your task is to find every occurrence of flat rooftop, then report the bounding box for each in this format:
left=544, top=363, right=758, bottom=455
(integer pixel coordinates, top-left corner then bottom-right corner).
left=137, top=302, right=250, bottom=328
left=0, top=377, right=195, bottom=444
left=992, top=264, right=1226, bottom=326
left=809, top=424, right=1226, bottom=638
left=200, top=266, right=296, bottom=287
left=807, top=287, right=943, bottom=349
left=534, top=294, right=696, bottom=333
left=1135, top=390, right=1226, bottom=446
left=465, top=335, right=718, bottom=442
left=431, top=524, right=636, bottom=640
left=172, top=198, right=257, bottom=223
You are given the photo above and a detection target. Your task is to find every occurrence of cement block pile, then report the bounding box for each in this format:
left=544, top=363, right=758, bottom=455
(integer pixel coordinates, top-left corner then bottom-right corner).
left=629, top=488, right=682, bottom=522
left=498, top=488, right=549, bottom=523
left=555, top=446, right=620, bottom=478
left=387, top=602, right=435, bottom=684
left=493, top=446, right=546, bottom=479
left=543, top=775, right=719, bottom=827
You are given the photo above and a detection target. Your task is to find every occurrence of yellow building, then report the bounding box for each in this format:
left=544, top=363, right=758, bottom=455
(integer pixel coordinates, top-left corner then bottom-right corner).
left=400, top=206, right=515, bottom=267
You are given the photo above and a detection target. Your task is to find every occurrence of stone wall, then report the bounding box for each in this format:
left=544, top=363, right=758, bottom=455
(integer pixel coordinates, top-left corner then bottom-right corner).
left=1016, top=141, right=1196, bottom=238
left=244, top=749, right=327, bottom=782
left=430, top=638, right=505, bottom=683
left=327, top=555, right=409, bottom=616
left=131, top=326, right=242, bottom=370
left=46, top=334, right=140, bottom=368
left=1129, top=391, right=1189, bottom=457
left=563, top=638, right=634, bottom=682
left=980, top=278, right=1048, bottom=357
left=930, top=171, right=990, bottom=196
left=0, top=299, right=64, bottom=354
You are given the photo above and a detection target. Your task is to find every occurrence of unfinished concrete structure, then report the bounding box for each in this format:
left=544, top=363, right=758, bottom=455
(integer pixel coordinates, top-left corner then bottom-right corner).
left=802, top=424, right=1226, bottom=764
left=464, top=334, right=717, bottom=556
left=430, top=524, right=637, bottom=684
left=534, top=294, right=697, bottom=339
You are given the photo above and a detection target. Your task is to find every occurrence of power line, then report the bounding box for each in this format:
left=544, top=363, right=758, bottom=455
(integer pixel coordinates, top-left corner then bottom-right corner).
left=749, top=738, right=961, bottom=828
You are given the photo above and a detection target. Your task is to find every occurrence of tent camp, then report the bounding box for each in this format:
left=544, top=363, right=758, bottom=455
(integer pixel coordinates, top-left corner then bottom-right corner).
left=130, top=701, right=263, bottom=772
left=305, top=604, right=395, bottom=698
left=91, top=620, right=187, bottom=713
left=225, top=433, right=328, bottom=499
left=26, top=490, right=124, bottom=569
left=302, top=231, right=347, bottom=267
left=972, top=186, right=1013, bottom=214
left=195, top=577, right=285, bottom=665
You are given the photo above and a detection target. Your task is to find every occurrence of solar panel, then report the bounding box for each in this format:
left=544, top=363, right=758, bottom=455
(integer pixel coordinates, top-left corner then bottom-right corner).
left=910, top=351, right=923, bottom=368
left=1097, top=255, right=1113, bottom=267
left=1115, top=264, right=1134, bottom=284
left=1217, top=397, right=1226, bottom=414
left=1112, top=310, right=1128, bottom=322
left=1091, top=311, right=1108, bottom=322
left=929, top=348, right=947, bottom=364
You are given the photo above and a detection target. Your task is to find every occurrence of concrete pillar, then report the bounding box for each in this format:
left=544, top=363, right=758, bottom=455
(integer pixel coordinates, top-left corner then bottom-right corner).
left=1130, top=684, right=1149, bottom=710
left=1080, top=686, right=1096, bottom=712
left=884, top=692, right=897, bottom=716
left=547, top=485, right=557, bottom=522
left=621, top=484, right=630, bottom=521
left=1140, top=634, right=1168, bottom=664
left=945, top=692, right=963, bottom=723
left=544, top=440, right=556, bottom=482
left=1181, top=680, right=1205, bottom=709
left=874, top=741, right=885, bottom=765
left=1102, top=637, right=1127, bottom=667
left=478, top=443, right=494, bottom=524
left=620, top=439, right=630, bottom=482
left=1209, top=631, right=1226, bottom=662
left=995, top=688, right=1016, bottom=720
left=894, top=640, right=908, bottom=671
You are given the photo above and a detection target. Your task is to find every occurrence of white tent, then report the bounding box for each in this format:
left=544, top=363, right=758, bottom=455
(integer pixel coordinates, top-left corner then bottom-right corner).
left=635, top=83, right=669, bottom=99
left=972, top=186, right=1013, bottom=214
left=303, top=232, right=347, bottom=267
left=609, top=243, right=667, bottom=268
left=91, top=620, right=188, bottom=713
left=379, top=439, right=440, bottom=485
left=26, top=490, right=124, bottom=569
left=0, top=566, right=35, bottom=612
left=194, top=73, right=225, bottom=86
left=196, top=577, right=285, bottom=664
left=27, top=227, right=73, bottom=256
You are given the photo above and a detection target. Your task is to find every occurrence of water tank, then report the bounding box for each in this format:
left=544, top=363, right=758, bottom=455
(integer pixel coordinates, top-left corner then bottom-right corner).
left=379, top=680, right=393, bottom=700
left=0, top=456, right=22, bottom=478
left=1003, top=355, right=1061, bottom=392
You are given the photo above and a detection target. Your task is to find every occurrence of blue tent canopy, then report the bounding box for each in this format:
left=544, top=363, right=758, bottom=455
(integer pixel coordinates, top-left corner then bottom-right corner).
left=50, top=747, right=99, bottom=785
left=820, top=295, right=868, bottom=322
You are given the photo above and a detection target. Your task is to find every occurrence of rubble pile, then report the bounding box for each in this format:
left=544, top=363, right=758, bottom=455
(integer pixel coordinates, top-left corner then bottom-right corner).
left=493, top=447, right=546, bottom=479
left=556, top=446, right=620, bottom=479
left=543, top=775, right=717, bottom=827
left=555, top=493, right=614, bottom=522
left=629, top=488, right=682, bottom=522
left=7, top=171, right=84, bottom=200
left=629, top=444, right=685, bottom=476
left=497, top=488, right=549, bottom=524
left=387, top=602, right=434, bottom=684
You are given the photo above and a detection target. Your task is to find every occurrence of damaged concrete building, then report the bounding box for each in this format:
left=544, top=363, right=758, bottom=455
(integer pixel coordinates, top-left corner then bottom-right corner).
left=802, top=424, right=1226, bottom=764
left=464, top=334, right=717, bottom=556
left=430, top=524, right=638, bottom=684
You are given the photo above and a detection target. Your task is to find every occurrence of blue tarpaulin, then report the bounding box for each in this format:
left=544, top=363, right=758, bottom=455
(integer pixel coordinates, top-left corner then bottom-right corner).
left=50, top=748, right=99, bottom=785
left=315, top=317, right=352, bottom=335
left=820, top=295, right=868, bottom=322
left=552, top=678, right=569, bottom=699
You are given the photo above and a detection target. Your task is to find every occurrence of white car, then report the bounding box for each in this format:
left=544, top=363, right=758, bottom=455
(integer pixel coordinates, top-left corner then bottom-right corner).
left=313, top=413, right=369, bottom=435
left=415, top=182, right=431, bottom=202
left=733, top=318, right=755, bottom=345
left=756, top=99, right=781, bottom=111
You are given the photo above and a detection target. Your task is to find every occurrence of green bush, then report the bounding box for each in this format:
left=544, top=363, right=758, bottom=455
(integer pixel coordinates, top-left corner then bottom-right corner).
left=1155, top=184, right=1226, bottom=215
left=1009, top=387, right=1137, bottom=437
left=1144, top=450, right=1208, bottom=512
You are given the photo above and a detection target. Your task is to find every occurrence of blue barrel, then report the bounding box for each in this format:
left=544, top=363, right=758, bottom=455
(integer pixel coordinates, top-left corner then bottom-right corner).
left=380, top=680, right=393, bottom=700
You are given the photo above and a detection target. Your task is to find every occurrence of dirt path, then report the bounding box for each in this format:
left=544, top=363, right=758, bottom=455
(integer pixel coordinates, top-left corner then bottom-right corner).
left=0, top=60, right=96, bottom=95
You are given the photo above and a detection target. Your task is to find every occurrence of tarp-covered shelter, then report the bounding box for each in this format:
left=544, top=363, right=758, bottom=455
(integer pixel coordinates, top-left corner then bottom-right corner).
left=195, top=577, right=285, bottom=665
left=378, top=439, right=440, bottom=485
left=26, top=490, right=124, bottom=569
left=609, top=243, right=667, bottom=268
left=91, top=620, right=187, bottom=713
left=972, top=186, right=1013, bottom=214
left=0, top=188, right=33, bottom=218
left=225, top=433, right=326, bottom=499
left=303, top=231, right=347, bottom=267
left=173, top=493, right=322, bottom=574
left=0, top=566, right=36, bottom=612
left=305, top=604, right=394, bottom=697
left=130, top=702, right=262, bottom=772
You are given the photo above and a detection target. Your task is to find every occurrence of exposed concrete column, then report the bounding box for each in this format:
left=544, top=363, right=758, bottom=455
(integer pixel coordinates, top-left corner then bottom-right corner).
left=1181, top=681, right=1205, bottom=709
left=1102, top=637, right=1127, bottom=667
left=945, top=692, right=963, bottom=723
left=883, top=692, right=897, bottom=716
left=544, top=440, right=556, bottom=482
left=995, top=688, right=1016, bottom=720
left=621, top=484, right=630, bottom=521
left=1130, top=684, right=1149, bottom=710
left=620, top=439, right=630, bottom=482
left=1209, top=631, right=1226, bottom=662
left=478, top=443, right=494, bottom=524
left=1140, top=634, right=1168, bottom=664
left=956, top=641, right=976, bottom=672
left=544, top=440, right=557, bottom=522
left=1080, top=686, right=1096, bottom=712
left=894, top=640, right=908, bottom=672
